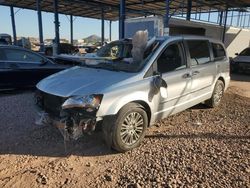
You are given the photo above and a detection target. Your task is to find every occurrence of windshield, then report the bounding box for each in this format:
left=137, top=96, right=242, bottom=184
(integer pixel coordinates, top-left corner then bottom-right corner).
left=96, top=41, right=132, bottom=59
left=239, top=48, right=250, bottom=56
left=84, top=39, right=163, bottom=73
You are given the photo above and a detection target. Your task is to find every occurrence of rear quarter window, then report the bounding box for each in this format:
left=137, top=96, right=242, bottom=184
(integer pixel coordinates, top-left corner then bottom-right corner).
left=212, top=43, right=226, bottom=60
left=186, top=40, right=211, bottom=66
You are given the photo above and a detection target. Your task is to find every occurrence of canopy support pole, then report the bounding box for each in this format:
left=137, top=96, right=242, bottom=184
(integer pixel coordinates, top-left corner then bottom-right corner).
left=70, top=15, right=73, bottom=45
left=101, top=8, right=105, bottom=45
left=10, top=6, right=17, bottom=45
left=119, top=0, right=125, bottom=39
left=186, top=0, right=192, bottom=21
left=54, top=0, right=60, bottom=54
left=222, top=8, right=228, bottom=43
left=37, top=0, right=44, bottom=52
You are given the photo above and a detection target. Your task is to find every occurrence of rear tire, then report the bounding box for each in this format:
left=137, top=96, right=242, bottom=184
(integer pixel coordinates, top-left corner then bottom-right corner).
left=205, top=80, right=224, bottom=108
left=102, top=103, right=148, bottom=152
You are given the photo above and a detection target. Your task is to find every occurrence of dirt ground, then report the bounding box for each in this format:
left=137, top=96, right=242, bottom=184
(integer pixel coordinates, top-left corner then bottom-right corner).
left=230, top=74, right=250, bottom=98
left=0, top=74, right=249, bottom=188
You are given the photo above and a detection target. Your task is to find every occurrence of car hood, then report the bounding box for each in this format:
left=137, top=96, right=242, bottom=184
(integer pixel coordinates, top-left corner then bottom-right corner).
left=233, top=56, right=250, bottom=63
left=36, top=66, right=137, bottom=97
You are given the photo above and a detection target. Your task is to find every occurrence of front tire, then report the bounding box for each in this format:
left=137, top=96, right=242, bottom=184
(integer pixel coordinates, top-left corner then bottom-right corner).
left=205, top=80, right=224, bottom=108
left=103, top=103, right=148, bottom=152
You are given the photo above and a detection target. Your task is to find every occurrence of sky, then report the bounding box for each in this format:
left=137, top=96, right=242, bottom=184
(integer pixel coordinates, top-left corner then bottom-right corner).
left=0, top=5, right=119, bottom=41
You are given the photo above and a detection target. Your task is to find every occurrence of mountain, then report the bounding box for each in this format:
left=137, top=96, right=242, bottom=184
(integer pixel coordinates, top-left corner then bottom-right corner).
left=83, top=35, right=107, bottom=43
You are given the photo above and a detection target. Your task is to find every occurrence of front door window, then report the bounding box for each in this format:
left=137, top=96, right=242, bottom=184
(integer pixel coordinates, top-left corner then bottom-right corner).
left=157, top=43, right=186, bottom=74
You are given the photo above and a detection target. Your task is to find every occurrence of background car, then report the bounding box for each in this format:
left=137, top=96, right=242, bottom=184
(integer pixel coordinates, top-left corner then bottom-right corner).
left=230, top=47, right=250, bottom=73
left=44, top=43, right=79, bottom=56
left=47, top=39, right=133, bottom=66
left=78, top=45, right=98, bottom=54
left=0, top=45, right=69, bottom=90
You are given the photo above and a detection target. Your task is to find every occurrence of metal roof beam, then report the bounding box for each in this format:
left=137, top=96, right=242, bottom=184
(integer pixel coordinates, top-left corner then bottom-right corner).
left=63, top=0, right=157, bottom=17
left=0, top=0, right=249, bottom=21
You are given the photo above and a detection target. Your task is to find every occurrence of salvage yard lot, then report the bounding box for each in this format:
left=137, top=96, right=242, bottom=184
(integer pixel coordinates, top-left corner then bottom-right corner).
left=0, top=74, right=249, bottom=188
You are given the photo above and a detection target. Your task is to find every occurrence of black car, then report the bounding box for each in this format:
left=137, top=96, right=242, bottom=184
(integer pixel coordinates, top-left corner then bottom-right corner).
left=0, top=45, right=69, bottom=90
left=230, top=47, right=250, bottom=73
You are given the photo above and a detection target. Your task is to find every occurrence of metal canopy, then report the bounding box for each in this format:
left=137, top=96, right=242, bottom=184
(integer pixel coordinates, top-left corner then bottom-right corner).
left=0, top=0, right=249, bottom=21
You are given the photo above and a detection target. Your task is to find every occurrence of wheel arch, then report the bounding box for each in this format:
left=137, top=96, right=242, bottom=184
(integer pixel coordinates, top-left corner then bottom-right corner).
left=217, top=76, right=226, bottom=91
left=218, top=76, right=225, bottom=86
left=117, top=100, right=152, bottom=127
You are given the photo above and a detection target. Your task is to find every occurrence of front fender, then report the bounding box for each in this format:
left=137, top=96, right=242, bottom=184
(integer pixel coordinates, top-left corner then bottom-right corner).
left=96, top=91, right=151, bottom=117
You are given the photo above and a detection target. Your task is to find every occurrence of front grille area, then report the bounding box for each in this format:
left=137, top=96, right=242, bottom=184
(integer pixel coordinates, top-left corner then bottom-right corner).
left=38, top=90, right=67, bottom=117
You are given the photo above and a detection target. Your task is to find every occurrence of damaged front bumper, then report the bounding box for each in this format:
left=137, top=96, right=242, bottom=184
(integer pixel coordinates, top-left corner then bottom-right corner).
left=34, top=90, right=100, bottom=141
left=35, top=110, right=98, bottom=140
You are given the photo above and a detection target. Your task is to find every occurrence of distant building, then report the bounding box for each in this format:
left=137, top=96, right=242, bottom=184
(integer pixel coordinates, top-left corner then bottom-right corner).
left=44, top=39, right=53, bottom=45
left=60, top=39, right=69, bottom=43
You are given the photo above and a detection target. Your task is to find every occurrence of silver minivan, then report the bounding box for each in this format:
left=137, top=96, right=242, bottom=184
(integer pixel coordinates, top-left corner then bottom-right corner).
left=35, top=36, right=230, bottom=152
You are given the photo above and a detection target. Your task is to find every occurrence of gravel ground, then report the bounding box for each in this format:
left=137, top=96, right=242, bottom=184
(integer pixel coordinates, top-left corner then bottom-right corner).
left=0, top=75, right=249, bottom=188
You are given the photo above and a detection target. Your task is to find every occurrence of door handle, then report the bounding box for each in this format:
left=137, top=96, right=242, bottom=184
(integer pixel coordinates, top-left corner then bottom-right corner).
left=192, top=71, right=200, bottom=76
left=182, top=73, right=192, bottom=79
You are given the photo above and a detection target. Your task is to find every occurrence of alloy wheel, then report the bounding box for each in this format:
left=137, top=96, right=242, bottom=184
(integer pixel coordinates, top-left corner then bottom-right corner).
left=214, top=83, right=224, bottom=104
left=120, top=112, right=144, bottom=145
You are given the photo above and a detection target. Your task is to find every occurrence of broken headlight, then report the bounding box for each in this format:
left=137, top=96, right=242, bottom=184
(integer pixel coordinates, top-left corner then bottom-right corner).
left=62, top=94, right=103, bottom=111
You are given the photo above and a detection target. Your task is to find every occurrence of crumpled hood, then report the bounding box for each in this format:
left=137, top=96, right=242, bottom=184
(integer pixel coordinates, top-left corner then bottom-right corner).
left=233, top=56, right=250, bottom=63
left=37, top=66, right=136, bottom=97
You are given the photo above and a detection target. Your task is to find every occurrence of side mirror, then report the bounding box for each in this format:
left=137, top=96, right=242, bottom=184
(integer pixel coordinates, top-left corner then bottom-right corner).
left=153, top=71, right=162, bottom=77
left=153, top=74, right=168, bottom=92
left=149, top=74, right=168, bottom=102
left=235, top=53, right=239, bottom=56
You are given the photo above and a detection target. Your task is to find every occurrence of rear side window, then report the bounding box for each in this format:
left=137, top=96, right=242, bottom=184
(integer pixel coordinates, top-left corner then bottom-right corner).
left=186, top=40, right=211, bottom=66
left=4, top=49, right=43, bottom=63
left=212, top=43, right=226, bottom=59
